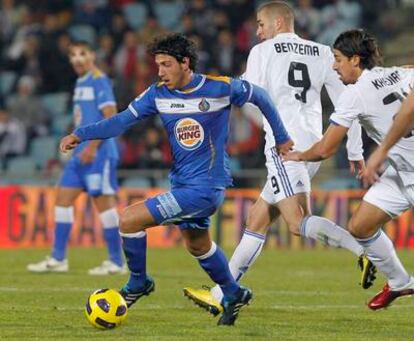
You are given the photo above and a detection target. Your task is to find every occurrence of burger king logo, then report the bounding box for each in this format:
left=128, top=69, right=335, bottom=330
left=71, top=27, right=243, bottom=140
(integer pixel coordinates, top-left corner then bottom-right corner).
left=174, top=118, right=204, bottom=150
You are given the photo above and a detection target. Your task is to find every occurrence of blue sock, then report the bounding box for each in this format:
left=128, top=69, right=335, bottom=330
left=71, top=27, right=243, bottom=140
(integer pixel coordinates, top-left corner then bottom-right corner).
left=121, top=232, right=147, bottom=292
left=103, top=227, right=123, bottom=266
left=196, top=242, right=240, bottom=299
left=51, top=222, right=72, bottom=261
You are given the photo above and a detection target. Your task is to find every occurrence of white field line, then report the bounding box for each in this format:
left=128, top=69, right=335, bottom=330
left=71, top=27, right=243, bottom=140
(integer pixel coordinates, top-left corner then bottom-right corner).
left=0, top=287, right=381, bottom=296
left=2, top=304, right=414, bottom=312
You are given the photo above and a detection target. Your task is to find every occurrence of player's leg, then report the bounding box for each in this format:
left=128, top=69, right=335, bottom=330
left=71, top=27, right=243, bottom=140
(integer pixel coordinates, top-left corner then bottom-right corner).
left=349, top=170, right=414, bottom=309
left=27, top=157, right=84, bottom=272
left=205, top=197, right=277, bottom=303
left=181, top=227, right=252, bottom=326
left=118, top=200, right=156, bottom=307
left=89, top=194, right=125, bottom=275
left=83, top=158, right=124, bottom=274
left=291, top=192, right=376, bottom=288
left=27, top=187, right=82, bottom=272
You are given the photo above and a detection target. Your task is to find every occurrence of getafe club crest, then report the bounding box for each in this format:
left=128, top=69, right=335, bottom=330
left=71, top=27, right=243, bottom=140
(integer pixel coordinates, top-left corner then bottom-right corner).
left=174, top=118, right=204, bottom=150
left=198, top=98, right=210, bottom=112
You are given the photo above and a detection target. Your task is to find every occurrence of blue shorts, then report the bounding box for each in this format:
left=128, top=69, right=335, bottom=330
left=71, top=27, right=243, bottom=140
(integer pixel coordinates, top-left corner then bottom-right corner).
left=145, top=186, right=225, bottom=229
left=59, top=155, right=118, bottom=197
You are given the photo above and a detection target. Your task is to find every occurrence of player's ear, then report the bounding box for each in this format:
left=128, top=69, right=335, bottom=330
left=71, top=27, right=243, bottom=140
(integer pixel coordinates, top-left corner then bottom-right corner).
left=181, top=57, right=190, bottom=71
left=350, top=55, right=361, bottom=68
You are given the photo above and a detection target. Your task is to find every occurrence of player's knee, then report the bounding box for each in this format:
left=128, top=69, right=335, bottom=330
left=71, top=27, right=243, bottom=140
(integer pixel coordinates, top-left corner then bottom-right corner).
left=287, top=221, right=301, bottom=236
left=185, top=240, right=210, bottom=257
left=245, top=207, right=268, bottom=234
left=286, top=213, right=304, bottom=236
left=348, top=217, right=364, bottom=238
left=119, top=207, right=143, bottom=234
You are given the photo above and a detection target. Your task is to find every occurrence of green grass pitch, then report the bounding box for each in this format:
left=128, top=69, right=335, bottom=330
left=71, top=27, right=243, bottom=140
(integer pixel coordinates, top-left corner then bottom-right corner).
left=1, top=247, right=413, bottom=340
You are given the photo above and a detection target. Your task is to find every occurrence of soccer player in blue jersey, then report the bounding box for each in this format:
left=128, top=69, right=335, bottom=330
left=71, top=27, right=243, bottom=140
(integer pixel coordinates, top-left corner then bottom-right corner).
left=60, top=34, right=293, bottom=326
left=27, top=41, right=125, bottom=275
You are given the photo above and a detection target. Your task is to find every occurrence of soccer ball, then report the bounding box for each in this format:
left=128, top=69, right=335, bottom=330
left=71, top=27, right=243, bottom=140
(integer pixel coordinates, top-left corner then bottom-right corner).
left=85, top=288, right=128, bottom=329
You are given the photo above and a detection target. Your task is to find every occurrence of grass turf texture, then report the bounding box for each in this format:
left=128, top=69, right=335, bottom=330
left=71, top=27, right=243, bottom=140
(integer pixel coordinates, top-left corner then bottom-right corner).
left=1, top=248, right=413, bottom=340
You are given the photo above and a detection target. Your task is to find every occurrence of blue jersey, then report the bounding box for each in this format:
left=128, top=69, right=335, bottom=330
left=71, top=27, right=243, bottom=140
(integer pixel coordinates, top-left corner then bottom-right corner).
left=73, top=69, right=118, bottom=159
left=75, top=73, right=290, bottom=189
left=127, top=74, right=256, bottom=188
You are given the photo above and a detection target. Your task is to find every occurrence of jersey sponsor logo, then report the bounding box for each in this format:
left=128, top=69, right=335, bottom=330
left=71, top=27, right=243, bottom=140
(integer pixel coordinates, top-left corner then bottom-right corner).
left=274, top=42, right=319, bottom=56
left=74, top=86, right=95, bottom=101
left=170, top=103, right=185, bottom=108
left=157, top=192, right=182, bottom=218
left=174, top=118, right=204, bottom=150
left=198, top=98, right=210, bottom=112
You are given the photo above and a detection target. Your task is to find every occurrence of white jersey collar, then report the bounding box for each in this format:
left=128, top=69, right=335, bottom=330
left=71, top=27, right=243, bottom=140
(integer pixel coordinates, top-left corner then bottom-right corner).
left=274, top=32, right=298, bottom=39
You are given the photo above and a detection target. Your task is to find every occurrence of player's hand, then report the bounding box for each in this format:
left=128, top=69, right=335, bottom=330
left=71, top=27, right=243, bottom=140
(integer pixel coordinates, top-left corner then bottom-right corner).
left=282, top=150, right=302, bottom=162
left=276, top=139, right=294, bottom=155
left=79, top=144, right=97, bottom=164
left=349, top=159, right=365, bottom=179
left=60, top=134, right=80, bottom=153
left=361, top=147, right=387, bottom=188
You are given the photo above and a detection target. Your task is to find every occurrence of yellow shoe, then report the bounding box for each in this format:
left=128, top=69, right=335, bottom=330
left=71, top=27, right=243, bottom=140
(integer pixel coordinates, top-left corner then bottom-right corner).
left=358, top=254, right=377, bottom=289
left=183, top=287, right=224, bottom=316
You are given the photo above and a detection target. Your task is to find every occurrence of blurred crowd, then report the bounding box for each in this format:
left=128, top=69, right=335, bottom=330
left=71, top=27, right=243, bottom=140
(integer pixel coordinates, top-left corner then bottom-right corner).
left=0, top=0, right=412, bottom=186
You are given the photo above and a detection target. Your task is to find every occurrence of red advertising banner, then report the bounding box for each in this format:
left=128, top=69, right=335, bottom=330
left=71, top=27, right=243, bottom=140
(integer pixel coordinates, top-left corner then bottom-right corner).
left=0, top=186, right=414, bottom=249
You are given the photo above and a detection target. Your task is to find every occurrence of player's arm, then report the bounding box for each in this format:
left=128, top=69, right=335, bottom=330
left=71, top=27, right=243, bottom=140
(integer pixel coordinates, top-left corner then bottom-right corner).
left=61, top=86, right=157, bottom=152
left=230, top=79, right=293, bottom=154
left=285, top=86, right=361, bottom=162
left=363, top=89, right=414, bottom=186
left=60, top=109, right=137, bottom=152
left=346, top=120, right=365, bottom=177
left=79, top=104, right=118, bottom=164
left=284, top=123, right=348, bottom=162
left=323, top=52, right=365, bottom=172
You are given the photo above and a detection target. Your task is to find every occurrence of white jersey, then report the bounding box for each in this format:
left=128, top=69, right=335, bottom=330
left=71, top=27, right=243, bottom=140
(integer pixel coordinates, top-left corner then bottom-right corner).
left=243, top=32, right=363, bottom=159
left=331, top=67, right=414, bottom=185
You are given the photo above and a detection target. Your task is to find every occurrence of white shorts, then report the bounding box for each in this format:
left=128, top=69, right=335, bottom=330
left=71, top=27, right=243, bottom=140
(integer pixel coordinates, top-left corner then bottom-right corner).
left=364, top=166, right=414, bottom=217
left=260, top=148, right=321, bottom=205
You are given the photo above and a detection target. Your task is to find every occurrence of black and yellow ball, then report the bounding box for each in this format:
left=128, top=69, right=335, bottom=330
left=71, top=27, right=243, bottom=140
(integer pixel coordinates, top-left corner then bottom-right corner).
left=85, top=288, right=128, bottom=329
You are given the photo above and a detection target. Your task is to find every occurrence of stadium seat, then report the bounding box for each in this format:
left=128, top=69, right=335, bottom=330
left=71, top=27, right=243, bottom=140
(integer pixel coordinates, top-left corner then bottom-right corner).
left=122, top=177, right=152, bottom=188
left=319, top=177, right=360, bottom=190
left=40, top=92, right=70, bottom=118
left=0, top=71, right=17, bottom=96
left=52, top=114, right=73, bottom=136
left=155, top=178, right=170, bottom=189
left=122, top=3, right=148, bottom=30
left=154, top=1, right=183, bottom=30
left=6, top=156, right=37, bottom=174
left=30, top=136, right=59, bottom=169
left=68, top=25, right=97, bottom=47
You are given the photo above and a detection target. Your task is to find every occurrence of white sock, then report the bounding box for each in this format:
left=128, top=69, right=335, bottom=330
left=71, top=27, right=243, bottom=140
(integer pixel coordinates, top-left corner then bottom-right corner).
left=356, top=230, right=410, bottom=289
left=300, top=215, right=363, bottom=257
left=211, top=229, right=265, bottom=302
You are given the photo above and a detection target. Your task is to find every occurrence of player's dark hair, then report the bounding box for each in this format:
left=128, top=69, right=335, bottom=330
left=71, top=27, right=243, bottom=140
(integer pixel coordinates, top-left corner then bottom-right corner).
left=149, top=33, right=198, bottom=71
left=69, top=40, right=94, bottom=51
left=333, top=29, right=382, bottom=70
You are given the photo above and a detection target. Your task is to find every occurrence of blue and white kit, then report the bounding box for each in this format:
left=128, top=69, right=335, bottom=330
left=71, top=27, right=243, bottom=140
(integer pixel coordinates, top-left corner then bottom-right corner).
left=60, top=69, right=119, bottom=197
left=75, top=73, right=290, bottom=227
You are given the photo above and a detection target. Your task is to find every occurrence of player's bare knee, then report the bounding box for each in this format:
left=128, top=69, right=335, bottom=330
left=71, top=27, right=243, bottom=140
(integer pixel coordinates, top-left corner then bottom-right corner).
left=119, top=208, right=143, bottom=234
left=286, top=213, right=304, bottom=236
left=185, top=241, right=210, bottom=257
left=348, top=217, right=364, bottom=238
left=287, top=222, right=301, bottom=236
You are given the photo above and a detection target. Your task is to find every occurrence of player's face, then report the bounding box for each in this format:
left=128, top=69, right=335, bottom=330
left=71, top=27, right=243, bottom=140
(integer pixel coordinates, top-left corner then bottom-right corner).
left=333, top=49, right=361, bottom=85
left=69, top=46, right=95, bottom=76
left=256, top=10, right=277, bottom=41
left=155, top=54, right=190, bottom=89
